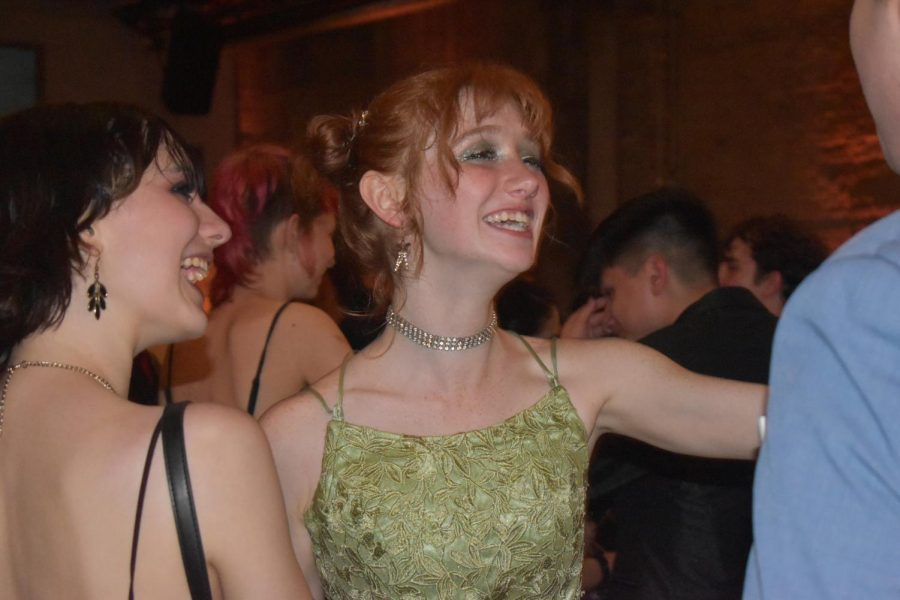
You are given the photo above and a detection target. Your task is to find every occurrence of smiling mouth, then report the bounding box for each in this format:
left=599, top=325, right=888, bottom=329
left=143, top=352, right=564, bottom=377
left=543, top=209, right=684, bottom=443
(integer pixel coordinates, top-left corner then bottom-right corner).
left=181, top=257, right=210, bottom=284
left=483, top=210, right=532, bottom=232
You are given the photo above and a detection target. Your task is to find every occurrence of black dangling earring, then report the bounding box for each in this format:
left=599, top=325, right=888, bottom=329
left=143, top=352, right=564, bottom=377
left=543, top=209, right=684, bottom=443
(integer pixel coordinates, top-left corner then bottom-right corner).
left=87, top=256, right=108, bottom=320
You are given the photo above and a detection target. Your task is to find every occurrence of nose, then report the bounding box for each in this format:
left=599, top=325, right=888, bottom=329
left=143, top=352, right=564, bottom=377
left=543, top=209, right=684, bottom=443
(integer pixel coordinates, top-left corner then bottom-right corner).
left=507, top=160, right=542, bottom=199
left=198, top=201, right=232, bottom=248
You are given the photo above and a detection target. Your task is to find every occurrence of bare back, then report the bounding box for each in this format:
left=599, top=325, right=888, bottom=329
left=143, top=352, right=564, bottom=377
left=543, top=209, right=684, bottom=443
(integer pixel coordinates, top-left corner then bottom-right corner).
left=1, top=370, right=309, bottom=599
left=167, top=296, right=349, bottom=417
left=1, top=379, right=208, bottom=599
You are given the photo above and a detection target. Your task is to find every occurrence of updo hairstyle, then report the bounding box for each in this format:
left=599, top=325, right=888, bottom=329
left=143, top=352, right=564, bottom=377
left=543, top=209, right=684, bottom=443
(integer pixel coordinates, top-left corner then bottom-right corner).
left=0, top=102, right=202, bottom=364
left=306, top=62, right=582, bottom=312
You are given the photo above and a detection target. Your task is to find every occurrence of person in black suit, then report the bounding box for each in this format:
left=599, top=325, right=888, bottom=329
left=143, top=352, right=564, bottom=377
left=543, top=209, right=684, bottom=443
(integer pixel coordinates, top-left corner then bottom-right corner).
left=565, top=187, right=777, bottom=600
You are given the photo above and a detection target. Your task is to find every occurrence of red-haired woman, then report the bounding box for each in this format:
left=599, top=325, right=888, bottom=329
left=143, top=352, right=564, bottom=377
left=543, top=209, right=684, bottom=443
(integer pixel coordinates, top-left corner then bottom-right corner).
left=166, top=144, right=350, bottom=417
left=262, top=63, right=766, bottom=599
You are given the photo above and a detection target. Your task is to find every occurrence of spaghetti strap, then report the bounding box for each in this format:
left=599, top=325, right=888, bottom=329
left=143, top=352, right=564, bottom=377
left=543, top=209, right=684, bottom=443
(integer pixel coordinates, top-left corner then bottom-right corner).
left=247, top=301, right=293, bottom=416
left=550, top=337, right=559, bottom=380
left=333, top=353, right=353, bottom=422
left=514, top=333, right=560, bottom=387
left=303, top=352, right=352, bottom=421
left=305, top=385, right=332, bottom=416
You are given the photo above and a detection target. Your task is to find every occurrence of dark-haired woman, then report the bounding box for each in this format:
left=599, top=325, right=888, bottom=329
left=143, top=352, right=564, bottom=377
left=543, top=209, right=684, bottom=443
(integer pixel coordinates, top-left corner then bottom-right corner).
left=165, top=144, right=349, bottom=418
left=0, top=104, right=310, bottom=599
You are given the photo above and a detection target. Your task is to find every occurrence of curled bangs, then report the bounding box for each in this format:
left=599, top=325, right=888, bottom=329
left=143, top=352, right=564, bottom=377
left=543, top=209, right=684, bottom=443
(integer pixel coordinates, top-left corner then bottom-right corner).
left=152, top=125, right=205, bottom=199
left=422, top=64, right=581, bottom=203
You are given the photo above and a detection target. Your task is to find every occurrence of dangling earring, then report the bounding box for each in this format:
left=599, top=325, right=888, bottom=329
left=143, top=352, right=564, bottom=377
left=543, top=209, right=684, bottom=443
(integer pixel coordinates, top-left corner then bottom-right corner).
left=393, top=241, right=410, bottom=273
left=87, top=256, right=108, bottom=320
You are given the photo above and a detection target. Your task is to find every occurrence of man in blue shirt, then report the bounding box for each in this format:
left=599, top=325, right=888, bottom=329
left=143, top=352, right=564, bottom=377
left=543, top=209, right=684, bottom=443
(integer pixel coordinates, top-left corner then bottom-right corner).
left=744, top=0, right=900, bottom=596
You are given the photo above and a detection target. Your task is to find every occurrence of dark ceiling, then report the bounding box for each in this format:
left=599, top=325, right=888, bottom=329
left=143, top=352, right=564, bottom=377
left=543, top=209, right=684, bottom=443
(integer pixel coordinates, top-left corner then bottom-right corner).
left=113, top=0, right=387, bottom=44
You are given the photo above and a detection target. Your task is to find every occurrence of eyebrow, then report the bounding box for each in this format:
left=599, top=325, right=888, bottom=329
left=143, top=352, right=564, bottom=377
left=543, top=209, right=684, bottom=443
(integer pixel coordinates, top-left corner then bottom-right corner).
left=158, top=162, right=186, bottom=178
left=454, top=125, right=502, bottom=145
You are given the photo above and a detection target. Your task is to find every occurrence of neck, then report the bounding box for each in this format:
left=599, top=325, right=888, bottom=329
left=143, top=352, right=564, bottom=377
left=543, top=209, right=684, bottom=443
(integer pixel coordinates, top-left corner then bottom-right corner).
left=230, top=278, right=288, bottom=304
left=9, top=317, right=135, bottom=398
left=761, top=294, right=783, bottom=317
left=667, top=280, right=717, bottom=323
left=394, top=275, right=499, bottom=337
left=386, top=306, right=497, bottom=351
left=236, top=263, right=295, bottom=303
left=364, top=276, right=500, bottom=378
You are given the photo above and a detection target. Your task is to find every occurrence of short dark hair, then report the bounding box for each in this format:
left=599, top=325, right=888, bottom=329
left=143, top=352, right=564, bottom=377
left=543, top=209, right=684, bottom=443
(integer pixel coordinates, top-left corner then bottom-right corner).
left=724, top=215, right=829, bottom=301
left=577, top=187, right=719, bottom=293
left=0, top=102, right=202, bottom=364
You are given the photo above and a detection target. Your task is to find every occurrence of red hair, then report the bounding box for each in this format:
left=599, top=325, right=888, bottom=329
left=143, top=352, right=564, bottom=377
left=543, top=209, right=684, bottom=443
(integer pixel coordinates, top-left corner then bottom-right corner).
left=209, top=144, right=331, bottom=306
left=307, top=62, right=582, bottom=312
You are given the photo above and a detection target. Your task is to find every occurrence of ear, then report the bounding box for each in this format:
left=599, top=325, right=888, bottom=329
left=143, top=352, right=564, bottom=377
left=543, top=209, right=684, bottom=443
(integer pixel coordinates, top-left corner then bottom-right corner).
left=284, top=213, right=303, bottom=248
left=292, top=214, right=317, bottom=265
left=359, top=170, right=407, bottom=229
left=267, top=216, right=295, bottom=254
left=278, top=213, right=320, bottom=276
left=645, top=253, right=670, bottom=296
left=78, top=224, right=104, bottom=260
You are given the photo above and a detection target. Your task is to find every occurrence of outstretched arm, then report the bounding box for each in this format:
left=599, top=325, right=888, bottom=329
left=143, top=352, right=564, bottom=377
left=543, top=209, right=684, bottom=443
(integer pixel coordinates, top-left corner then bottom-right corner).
left=564, top=338, right=766, bottom=459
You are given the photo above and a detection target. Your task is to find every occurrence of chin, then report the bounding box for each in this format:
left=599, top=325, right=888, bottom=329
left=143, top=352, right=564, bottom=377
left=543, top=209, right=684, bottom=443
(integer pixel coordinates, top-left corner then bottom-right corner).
left=497, top=254, right=536, bottom=277
left=170, top=303, right=209, bottom=342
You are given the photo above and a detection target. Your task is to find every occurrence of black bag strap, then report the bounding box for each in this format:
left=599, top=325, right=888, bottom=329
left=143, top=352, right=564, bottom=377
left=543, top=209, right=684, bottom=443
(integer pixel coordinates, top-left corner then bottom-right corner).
left=127, top=403, right=212, bottom=599
left=162, top=402, right=213, bottom=600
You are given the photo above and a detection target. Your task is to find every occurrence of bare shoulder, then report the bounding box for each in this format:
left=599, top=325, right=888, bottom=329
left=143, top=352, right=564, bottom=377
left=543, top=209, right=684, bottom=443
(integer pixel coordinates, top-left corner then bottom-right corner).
left=179, top=402, right=271, bottom=465
left=553, top=336, right=661, bottom=411
left=278, top=303, right=349, bottom=348
left=261, top=370, right=339, bottom=443
left=175, top=404, right=282, bottom=530
left=555, top=336, right=657, bottom=378
left=259, top=376, right=337, bottom=508
left=280, top=302, right=341, bottom=329
left=222, top=297, right=291, bottom=338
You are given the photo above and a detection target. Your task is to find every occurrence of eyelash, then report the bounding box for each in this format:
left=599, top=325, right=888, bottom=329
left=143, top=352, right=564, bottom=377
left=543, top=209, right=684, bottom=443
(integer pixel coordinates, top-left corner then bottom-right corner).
left=458, top=146, right=543, bottom=170
left=522, top=155, right=543, bottom=170
left=171, top=181, right=196, bottom=203
left=459, top=147, right=498, bottom=162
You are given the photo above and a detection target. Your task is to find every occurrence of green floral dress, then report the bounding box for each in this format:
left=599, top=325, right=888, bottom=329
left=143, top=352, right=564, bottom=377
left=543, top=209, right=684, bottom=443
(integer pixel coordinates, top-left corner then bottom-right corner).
left=305, top=337, right=589, bottom=599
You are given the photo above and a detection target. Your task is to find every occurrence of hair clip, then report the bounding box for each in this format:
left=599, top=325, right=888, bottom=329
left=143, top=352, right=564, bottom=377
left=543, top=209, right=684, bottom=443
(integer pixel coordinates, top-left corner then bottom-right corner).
left=345, top=110, right=370, bottom=151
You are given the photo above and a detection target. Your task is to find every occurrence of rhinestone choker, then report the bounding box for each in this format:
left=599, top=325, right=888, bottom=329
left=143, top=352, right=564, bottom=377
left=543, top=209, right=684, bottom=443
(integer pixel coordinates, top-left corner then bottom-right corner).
left=386, top=307, right=497, bottom=351
left=1, top=361, right=116, bottom=438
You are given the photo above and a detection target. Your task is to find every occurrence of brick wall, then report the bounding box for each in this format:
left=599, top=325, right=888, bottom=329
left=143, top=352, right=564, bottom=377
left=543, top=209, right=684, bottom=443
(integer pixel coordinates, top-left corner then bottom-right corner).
left=231, top=0, right=900, bottom=307
left=611, top=0, right=899, bottom=248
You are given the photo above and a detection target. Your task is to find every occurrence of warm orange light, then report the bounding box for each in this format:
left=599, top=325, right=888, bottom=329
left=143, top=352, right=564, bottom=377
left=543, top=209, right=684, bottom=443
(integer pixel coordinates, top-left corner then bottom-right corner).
left=235, top=0, right=456, bottom=46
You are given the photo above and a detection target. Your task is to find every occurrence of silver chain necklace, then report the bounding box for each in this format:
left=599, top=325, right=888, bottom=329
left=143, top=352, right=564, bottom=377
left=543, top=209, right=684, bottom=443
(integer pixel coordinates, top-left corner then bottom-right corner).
left=1, top=361, right=116, bottom=439
left=385, top=307, right=497, bottom=351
